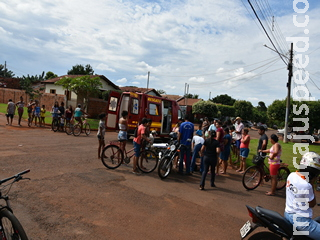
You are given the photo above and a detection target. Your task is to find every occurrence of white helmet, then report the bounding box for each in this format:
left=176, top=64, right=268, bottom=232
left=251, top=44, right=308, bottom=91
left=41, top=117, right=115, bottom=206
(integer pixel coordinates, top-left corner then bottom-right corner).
left=300, top=152, right=320, bottom=171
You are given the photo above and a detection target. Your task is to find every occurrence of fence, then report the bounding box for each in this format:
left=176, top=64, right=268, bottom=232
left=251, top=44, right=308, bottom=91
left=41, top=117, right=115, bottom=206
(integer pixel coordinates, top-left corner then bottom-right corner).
left=87, top=98, right=108, bottom=119
left=0, top=88, right=65, bottom=111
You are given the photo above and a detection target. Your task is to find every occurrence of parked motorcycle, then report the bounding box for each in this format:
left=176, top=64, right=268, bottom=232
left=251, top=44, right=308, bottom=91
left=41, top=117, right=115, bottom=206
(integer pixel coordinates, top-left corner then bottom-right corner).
left=157, top=132, right=181, bottom=179
left=240, top=205, right=320, bottom=239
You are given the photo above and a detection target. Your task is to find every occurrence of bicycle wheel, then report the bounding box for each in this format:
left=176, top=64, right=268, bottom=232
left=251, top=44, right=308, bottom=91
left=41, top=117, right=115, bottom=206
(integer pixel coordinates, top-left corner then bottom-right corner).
left=84, top=123, right=90, bottom=136
left=65, top=123, right=73, bottom=135
left=0, top=208, right=28, bottom=240
left=242, top=166, right=262, bottom=190
left=138, top=150, right=158, bottom=173
left=276, top=167, right=290, bottom=190
left=73, top=124, right=81, bottom=136
left=51, top=119, right=59, bottom=132
left=158, top=156, right=172, bottom=179
left=101, top=145, right=123, bottom=169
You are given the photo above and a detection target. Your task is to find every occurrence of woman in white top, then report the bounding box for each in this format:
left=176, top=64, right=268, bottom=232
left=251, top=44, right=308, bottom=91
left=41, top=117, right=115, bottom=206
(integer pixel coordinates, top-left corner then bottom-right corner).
left=118, top=111, right=128, bottom=153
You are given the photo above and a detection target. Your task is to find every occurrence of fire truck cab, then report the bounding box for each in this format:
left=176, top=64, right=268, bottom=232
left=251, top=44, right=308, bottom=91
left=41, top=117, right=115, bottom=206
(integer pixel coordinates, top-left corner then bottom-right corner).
left=106, top=91, right=183, bottom=137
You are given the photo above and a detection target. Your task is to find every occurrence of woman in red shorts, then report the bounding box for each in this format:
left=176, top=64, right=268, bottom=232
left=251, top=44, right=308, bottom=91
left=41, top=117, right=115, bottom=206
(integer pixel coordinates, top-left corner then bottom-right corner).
left=259, top=134, right=282, bottom=196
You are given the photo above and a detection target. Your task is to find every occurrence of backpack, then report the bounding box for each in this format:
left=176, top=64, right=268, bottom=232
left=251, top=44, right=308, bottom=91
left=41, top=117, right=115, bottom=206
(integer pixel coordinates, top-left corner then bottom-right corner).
left=133, top=127, right=138, bottom=138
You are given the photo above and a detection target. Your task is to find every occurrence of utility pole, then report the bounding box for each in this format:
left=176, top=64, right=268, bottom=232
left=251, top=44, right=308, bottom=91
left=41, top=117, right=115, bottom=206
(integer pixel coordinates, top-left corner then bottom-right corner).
left=146, top=71, right=150, bottom=92
left=283, top=43, right=294, bottom=143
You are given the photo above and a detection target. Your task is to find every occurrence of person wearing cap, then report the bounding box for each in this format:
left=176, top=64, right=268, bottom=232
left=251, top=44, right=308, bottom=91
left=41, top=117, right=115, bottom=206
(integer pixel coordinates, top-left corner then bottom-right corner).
left=190, top=129, right=205, bottom=173
left=234, top=117, right=244, bottom=163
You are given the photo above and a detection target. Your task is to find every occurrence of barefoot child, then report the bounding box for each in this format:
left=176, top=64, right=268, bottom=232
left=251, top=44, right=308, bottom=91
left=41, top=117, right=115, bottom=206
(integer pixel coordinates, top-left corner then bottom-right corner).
left=97, top=113, right=106, bottom=159
left=34, top=100, right=41, bottom=127
left=40, top=105, right=46, bottom=127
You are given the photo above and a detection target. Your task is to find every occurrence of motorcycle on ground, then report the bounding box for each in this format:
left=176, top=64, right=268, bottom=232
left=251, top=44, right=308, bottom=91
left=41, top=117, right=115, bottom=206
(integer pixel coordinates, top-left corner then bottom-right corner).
left=240, top=205, right=320, bottom=240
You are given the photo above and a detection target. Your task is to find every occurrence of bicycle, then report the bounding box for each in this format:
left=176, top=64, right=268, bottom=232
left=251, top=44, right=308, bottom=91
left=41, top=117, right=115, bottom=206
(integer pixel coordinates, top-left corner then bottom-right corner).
left=65, top=122, right=74, bottom=135
left=0, top=169, right=30, bottom=240
left=73, top=115, right=90, bottom=136
left=51, top=113, right=60, bottom=132
left=242, top=154, right=290, bottom=190
left=101, top=141, right=158, bottom=173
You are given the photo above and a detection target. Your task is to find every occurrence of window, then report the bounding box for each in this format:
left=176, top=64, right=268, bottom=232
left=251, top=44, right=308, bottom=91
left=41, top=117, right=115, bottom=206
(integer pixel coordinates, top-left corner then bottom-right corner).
left=149, top=103, right=159, bottom=116
left=108, top=97, right=118, bottom=112
left=65, top=90, right=71, bottom=100
left=131, top=98, right=139, bottom=114
left=50, top=89, right=56, bottom=94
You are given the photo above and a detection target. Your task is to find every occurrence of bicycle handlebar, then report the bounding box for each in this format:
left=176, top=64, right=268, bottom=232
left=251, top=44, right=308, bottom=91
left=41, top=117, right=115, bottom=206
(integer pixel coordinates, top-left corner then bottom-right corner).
left=0, top=169, right=30, bottom=185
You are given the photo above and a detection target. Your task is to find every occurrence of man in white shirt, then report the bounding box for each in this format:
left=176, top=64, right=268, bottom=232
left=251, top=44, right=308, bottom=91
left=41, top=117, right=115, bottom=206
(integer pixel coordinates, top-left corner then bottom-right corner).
left=190, top=130, right=205, bottom=173
left=284, top=152, right=320, bottom=239
left=234, top=117, right=244, bottom=163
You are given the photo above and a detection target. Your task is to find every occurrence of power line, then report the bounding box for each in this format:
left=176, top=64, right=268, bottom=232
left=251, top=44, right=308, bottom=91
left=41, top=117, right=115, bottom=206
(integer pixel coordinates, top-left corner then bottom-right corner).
left=247, top=0, right=288, bottom=65
left=190, top=58, right=283, bottom=88
left=153, top=56, right=279, bottom=78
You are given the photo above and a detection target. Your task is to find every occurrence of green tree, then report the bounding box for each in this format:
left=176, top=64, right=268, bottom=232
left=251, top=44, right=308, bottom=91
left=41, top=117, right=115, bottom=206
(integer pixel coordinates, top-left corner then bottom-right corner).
left=184, top=93, right=199, bottom=99
left=267, top=99, right=288, bottom=127
left=257, top=101, right=267, bottom=112
left=55, top=75, right=102, bottom=109
left=252, top=107, right=268, bottom=123
left=267, top=99, right=320, bottom=130
left=20, top=71, right=45, bottom=99
left=157, top=89, right=166, bottom=95
left=45, top=71, right=58, bottom=80
left=233, top=100, right=253, bottom=120
left=0, top=64, right=15, bottom=77
left=67, top=64, right=94, bottom=75
left=217, top=105, right=236, bottom=119
left=211, top=94, right=236, bottom=106
left=192, top=100, right=218, bottom=118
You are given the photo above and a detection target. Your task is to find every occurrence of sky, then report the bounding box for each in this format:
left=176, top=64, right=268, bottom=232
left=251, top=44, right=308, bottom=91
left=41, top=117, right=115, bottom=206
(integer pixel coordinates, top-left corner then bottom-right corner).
left=1, top=0, right=320, bottom=106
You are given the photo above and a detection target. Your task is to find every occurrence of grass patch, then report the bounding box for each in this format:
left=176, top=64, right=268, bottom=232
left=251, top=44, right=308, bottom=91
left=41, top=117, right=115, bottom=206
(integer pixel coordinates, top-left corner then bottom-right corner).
left=0, top=103, right=99, bottom=129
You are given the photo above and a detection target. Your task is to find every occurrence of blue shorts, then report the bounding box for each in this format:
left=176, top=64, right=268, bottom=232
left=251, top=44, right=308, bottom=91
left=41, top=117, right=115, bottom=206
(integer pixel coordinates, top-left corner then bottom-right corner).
left=133, top=141, right=141, bottom=157
left=240, top=148, right=249, bottom=158
left=118, top=131, right=127, bottom=142
left=235, top=139, right=241, bottom=149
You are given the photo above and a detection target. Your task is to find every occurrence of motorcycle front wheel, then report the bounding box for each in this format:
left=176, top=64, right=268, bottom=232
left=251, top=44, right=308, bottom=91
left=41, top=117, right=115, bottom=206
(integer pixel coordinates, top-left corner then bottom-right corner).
left=248, top=231, right=282, bottom=240
left=158, top=156, right=172, bottom=179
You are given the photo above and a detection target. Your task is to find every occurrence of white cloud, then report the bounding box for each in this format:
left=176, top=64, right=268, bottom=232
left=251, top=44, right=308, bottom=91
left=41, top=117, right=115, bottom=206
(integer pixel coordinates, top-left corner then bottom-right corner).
left=96, top=63, right=116, bottom=72
left=0, top=0, right=319, bottom=106
left=189, top=77, right=205, bottom=83
left=116, top=78, right=127, bottom=84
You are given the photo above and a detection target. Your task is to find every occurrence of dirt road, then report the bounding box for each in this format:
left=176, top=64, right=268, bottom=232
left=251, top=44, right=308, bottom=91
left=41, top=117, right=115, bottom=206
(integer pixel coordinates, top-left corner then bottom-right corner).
left=0, top=115, right=319, bottom=240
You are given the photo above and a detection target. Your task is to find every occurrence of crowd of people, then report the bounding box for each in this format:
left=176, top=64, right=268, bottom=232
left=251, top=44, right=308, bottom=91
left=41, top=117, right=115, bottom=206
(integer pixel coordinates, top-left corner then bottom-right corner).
left=168, top=116, right=285, bottom=196
left=3, top=97, right=89, bottom=133
left=4, top=96, right=48, bottom=127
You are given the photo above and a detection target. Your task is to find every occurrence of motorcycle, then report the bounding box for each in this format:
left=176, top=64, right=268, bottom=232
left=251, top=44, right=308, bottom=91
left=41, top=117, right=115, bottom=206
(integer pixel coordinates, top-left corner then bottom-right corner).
left=240, top=205, right=320, bottom=240
left=157, top=132, right=181, bottom=179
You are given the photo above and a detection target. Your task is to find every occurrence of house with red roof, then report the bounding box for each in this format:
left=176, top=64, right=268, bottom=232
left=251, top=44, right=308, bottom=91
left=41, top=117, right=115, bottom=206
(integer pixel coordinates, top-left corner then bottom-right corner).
left=41, top=75, right=120, bottom=107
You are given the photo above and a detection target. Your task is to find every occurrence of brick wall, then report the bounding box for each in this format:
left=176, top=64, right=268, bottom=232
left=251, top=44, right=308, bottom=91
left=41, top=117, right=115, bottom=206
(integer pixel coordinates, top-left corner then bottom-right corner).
left=0, top=88, right=65, bottom=111
left=87, top=98, right=108, bottom=119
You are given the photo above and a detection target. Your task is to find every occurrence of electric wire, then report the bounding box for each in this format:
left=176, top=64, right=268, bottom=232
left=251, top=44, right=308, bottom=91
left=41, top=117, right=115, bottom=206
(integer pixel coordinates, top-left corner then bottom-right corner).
left=190, top=57, right=283, bottom=88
